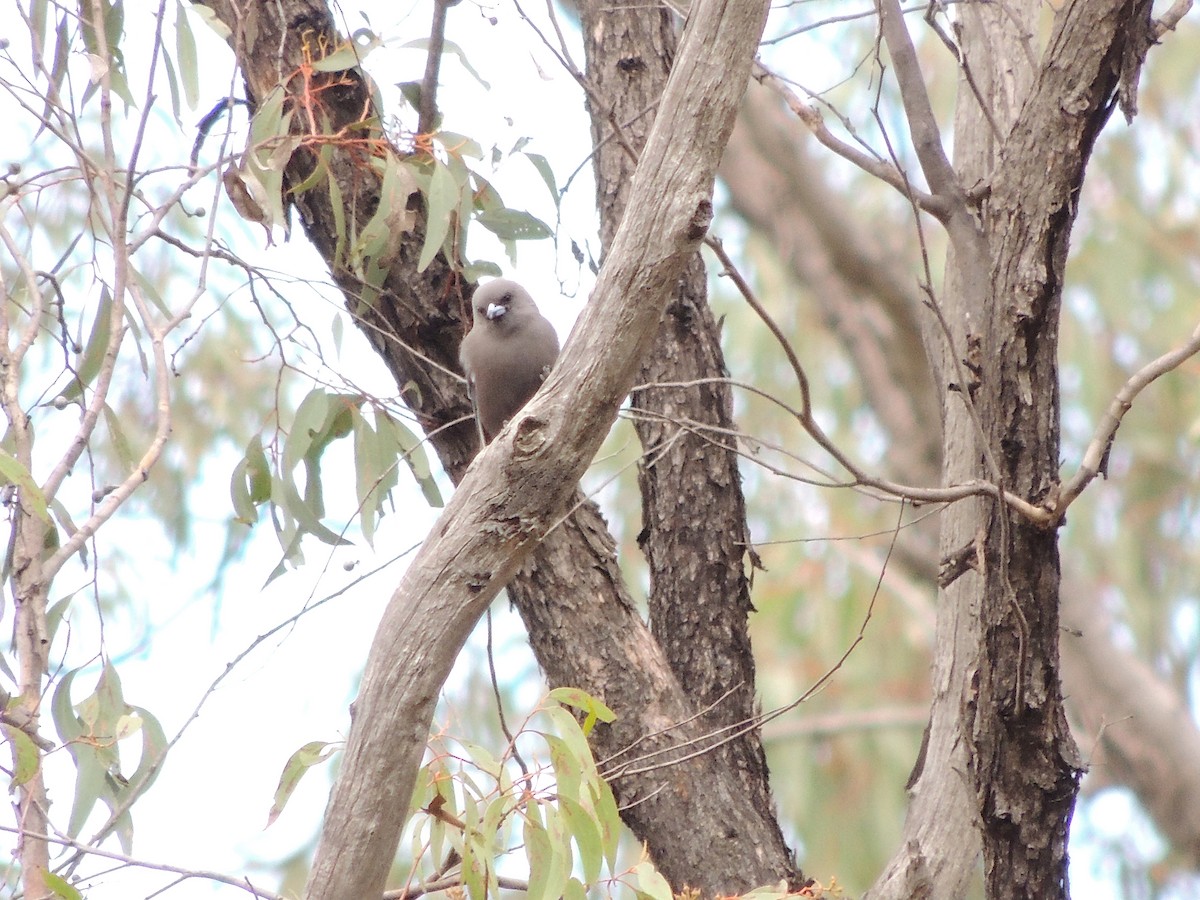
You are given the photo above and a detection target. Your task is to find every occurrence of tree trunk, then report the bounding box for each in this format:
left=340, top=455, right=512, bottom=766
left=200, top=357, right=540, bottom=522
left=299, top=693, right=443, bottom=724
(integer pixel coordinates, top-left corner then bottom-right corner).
left=720, top=14, right=1200, bottom=874
left=870, top=1, right=1155, bottom=896
left=199, top=0, right=778, bottom=895
left=577, top=0, right=796, bottom=878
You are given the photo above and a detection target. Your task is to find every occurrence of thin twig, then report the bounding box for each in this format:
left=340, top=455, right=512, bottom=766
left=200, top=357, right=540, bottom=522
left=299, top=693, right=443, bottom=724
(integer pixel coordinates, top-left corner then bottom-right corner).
left=417, top=0, right=452, bottom=136
left=750, top=60, right=950, bottom=221
left=0, top=824, right=281, bottom=899
left=704, top=238, right=1047, bottom=520
left=1154, top=0, right=1194, bottom=37
left=1053, top=317, right=1200, bottom=521
left=486, top=609, right=530, bottom=778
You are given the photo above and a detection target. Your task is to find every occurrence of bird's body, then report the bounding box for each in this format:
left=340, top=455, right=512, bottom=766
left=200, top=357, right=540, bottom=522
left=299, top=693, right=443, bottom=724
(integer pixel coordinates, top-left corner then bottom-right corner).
left=459, top=279, right=560, bottom=443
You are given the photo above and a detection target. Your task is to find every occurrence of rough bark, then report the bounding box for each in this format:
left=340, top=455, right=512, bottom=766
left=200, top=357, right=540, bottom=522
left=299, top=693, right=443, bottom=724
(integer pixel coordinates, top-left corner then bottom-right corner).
left=721, top=15, right=1200, bottom=876
left=966, top=3, right=1154, bottom=895
left=197, top=0, right=771, bottom=895
left=577, top=0, right=796, bottom=876
left=863, top=7, right=1037, bottom=895
left=867, top=0, right=1157, bottom=897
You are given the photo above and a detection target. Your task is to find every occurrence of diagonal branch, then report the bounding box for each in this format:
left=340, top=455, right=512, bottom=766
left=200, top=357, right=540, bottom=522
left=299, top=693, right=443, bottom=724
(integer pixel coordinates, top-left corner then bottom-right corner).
left=299, top=0, right=771, bottom=894
left=1053, top=317, right=1200, bottom=519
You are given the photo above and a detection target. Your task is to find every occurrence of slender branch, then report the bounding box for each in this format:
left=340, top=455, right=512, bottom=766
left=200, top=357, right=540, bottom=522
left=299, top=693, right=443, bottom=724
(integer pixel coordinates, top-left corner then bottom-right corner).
left=762, top=704, right=930, bottom=742
left=600, top=499, right=903, bottom=780
left=382, top=875, right=529, bottom=900
left=923, top=2, right=1003, bottom=143
left=1053, top=317, right=1200, bottom=520
left=0, top=824, right=283, bottom=899
left=750, top=61, right=950, bottom=221
left=706, top=238, right=1048, bottom=521
left=417, top=0, right=453, bottom=136
left=876, top=0, right=960, bottom=198
left=1154, top=0, right=1194, bottom=37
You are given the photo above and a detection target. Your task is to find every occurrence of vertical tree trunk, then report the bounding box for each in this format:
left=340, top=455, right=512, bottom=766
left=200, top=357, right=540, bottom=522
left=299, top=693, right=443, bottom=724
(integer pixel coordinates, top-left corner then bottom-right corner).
left=578, top=1, right=795, bottom=874
left=872, top=1, right=1155, bottom=896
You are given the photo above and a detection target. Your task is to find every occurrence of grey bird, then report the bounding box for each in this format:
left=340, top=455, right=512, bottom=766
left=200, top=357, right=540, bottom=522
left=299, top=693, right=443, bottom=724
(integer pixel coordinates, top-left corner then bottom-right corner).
left=459, top=279, right=560, bottom=443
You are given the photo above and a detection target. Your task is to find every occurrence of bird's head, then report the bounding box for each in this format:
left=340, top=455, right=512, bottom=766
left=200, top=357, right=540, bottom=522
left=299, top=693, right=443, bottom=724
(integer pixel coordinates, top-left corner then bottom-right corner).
left=472, top=278, right=531, bottom=327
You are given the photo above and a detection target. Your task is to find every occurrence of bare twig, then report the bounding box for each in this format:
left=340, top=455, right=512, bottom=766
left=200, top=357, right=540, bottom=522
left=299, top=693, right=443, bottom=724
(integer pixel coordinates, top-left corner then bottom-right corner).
left=1154, top=0, right=1194, bottom=37
left=0, top=825, right=281, bottom=899
left=923, top=2, right=1003, bottom=143
left=1053, top=318, right=1200, bottom=521
left=600, top=499, right=906, bottom=781
left=750, top=61, right=950, bottom=221
left=417, top=0, right=453, bottom=136
left=704, top=238, right=1047, bottom=520
left=382, top=874, right=530, bottom=900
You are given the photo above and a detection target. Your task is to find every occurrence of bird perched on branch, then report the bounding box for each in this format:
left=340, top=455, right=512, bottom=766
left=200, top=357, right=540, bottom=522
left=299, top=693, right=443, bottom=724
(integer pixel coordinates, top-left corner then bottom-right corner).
left=459, top=278, right=560, bottom=444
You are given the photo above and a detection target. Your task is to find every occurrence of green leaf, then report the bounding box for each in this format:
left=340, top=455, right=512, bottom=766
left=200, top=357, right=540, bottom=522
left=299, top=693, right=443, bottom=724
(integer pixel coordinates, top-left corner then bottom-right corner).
left=380, top=410, right=442, bottom=507
left=524, top=153, right=560, bottom=208
left=4, top=723, right=41, bottom=787
left=120, top=704, right=168, bottom=802
left=246, top=435, right=271, bottom=503
left=37, top=16, right=71, bottom=141
left=102, top=403, right=137, bottom=473
left=230, top=435, right=271, bottom=525
left=0, top=451, right=50, bottom=525
left=523, top=803, right=553, bottom=900
left=30, top=0, right=49, bottom=64
left=476, top=207, right=553, bottom=241
left=249, top=86, right=287, bottom=150
left=548, top=687, right=616, bottom=735
left=460, top=740, right=504, bottom=780
left=159, top=34, right=182, bottom=123
left=352, top=408, right=401, bottom=547
left=543, top=734, right=582, bottom=806
left=331, top=312, right=344, bottom=355
left=558, top=795, right=602, bottom=884
left=396, top=80, right=422, bottom=112
left=418, top=159, right=460, bottom=272
left=541, top=705, right=597, bottom=796
left=285, top=390, right=331, bottom=472
left=80, top=0, right=130, bottom=109
left=57, top=284, right=114, bottom=403
left=51, top=670, right=83, bottom=744
left=43, top=873, right=83, bottom=900
left=311, top=31, right=380, bottom=72
left=266, top=740, right=338, bottom=828
left=525, top=802, right=571, bottom=900
left=327, top=162, right=348, bottom=270
left=175, top=1, right=200, bottom=110
left=593, top=774, right=621, bottom=871
left=435, top=131, right=483, bottom=160
left=230, top=455, right=255, bottom=524
left=400, top=38, right=491, bottom=89
left=632, top=860, right=673, bottom=900
left=45, top=591, right=78, bottom=650
left=189, top=3, right=231, bottom=39
left=461, top=790, right=487, bottom=900
left=54, top=667, right=120, bottom=843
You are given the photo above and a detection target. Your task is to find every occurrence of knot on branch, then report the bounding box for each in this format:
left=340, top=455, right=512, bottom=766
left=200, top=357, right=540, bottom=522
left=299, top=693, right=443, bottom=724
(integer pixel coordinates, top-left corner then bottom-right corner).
left=685, top=199, right=713, bottom=242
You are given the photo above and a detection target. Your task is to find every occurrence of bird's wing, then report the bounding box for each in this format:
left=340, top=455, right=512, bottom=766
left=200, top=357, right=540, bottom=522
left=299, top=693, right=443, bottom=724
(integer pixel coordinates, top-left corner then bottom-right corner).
left=466, top=371, right=488, bottom=446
